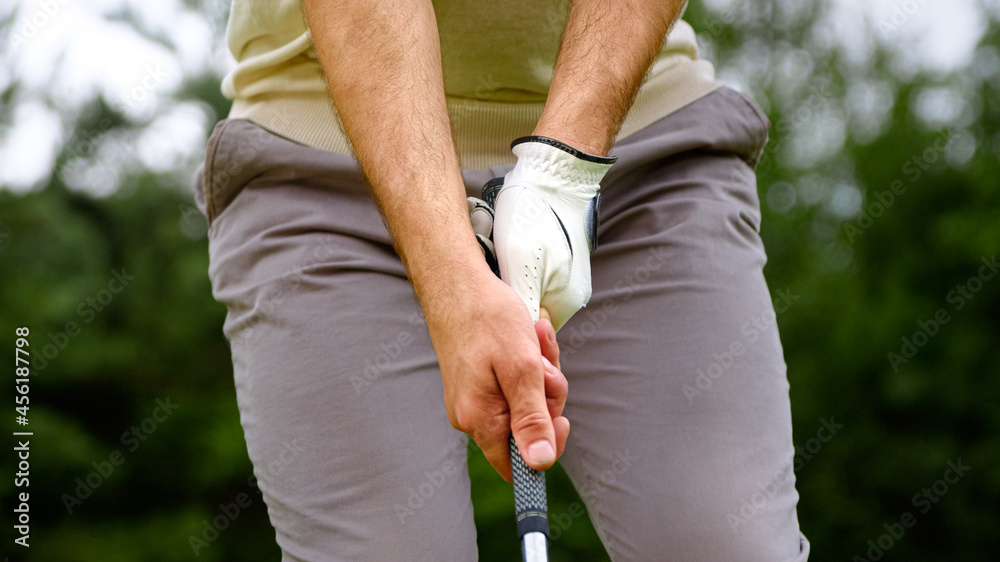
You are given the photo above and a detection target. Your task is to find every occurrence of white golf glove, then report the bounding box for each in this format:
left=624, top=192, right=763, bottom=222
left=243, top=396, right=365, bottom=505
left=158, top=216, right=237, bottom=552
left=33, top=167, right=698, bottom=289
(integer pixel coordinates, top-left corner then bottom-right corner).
left=480, top=136, right=616, bottom=331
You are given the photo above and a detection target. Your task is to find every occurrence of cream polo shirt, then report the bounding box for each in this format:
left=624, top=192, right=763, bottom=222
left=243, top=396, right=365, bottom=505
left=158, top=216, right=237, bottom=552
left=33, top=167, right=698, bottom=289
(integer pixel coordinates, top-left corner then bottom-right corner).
left=222, top=0, right=722, bottom=169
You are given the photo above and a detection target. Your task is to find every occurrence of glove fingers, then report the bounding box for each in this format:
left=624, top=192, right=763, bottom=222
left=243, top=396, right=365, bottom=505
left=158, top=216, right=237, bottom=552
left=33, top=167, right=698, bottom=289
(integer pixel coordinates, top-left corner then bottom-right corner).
left=467, top=197, right=494, bottom=239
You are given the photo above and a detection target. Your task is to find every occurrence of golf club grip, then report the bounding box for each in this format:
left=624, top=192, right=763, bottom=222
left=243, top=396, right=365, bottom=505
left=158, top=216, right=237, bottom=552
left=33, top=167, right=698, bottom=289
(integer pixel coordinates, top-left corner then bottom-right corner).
left=509, top=434, right=549, bottom=538
left=482, top=178, right=549, bottom=558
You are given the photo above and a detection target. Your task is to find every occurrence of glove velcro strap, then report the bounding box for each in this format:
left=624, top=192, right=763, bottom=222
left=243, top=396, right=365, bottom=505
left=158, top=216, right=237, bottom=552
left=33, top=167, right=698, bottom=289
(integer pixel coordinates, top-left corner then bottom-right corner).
left=509, top=137, right=615, bottom=195
left=511, top=136, right=617, bottom=165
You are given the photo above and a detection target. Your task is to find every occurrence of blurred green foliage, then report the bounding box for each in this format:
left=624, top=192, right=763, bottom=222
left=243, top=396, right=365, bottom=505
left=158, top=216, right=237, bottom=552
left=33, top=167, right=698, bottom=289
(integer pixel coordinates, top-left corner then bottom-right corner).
left=1, top=1, right=999, bottom=561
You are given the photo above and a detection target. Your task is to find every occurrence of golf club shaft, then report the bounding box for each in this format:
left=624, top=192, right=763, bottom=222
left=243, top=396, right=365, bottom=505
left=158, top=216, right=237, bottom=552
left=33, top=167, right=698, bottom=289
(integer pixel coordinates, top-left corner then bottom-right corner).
left=522, top=531, right=547, bottom=562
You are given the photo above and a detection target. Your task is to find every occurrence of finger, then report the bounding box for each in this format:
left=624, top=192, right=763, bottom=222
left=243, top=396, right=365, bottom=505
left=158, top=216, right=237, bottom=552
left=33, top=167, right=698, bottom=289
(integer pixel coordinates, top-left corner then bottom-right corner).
left=553, top=415, right=570, bottom=460
left=467, top=197, right=494, bottom=238
left=542, top=356, right=568, bottom=419
left=497, top=357, right=556, bottom=471
left=535, top=313, right=560, bottom=371
left=452, top=380, right=513, bottom=482
left=478, top=426, right=514, bottom=483
left=460, top=397, right=514, bottom=482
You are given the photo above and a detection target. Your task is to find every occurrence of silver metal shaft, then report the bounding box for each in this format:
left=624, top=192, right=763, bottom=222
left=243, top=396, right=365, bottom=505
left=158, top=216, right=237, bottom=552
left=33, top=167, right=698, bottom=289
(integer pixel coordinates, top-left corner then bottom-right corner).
left=522, top=531, right=548, bottom=562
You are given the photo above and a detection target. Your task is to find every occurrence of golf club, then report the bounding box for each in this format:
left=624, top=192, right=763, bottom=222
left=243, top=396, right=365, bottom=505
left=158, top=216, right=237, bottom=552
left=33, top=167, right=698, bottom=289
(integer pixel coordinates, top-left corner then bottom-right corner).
left=481, top=178, right=550, bottom=562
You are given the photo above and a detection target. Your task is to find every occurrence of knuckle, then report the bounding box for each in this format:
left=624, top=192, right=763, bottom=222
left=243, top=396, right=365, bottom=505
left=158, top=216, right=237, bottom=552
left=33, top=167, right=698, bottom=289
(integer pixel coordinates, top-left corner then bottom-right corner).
left=499, top=354, right=540, bottom=384
left=512, top=355, right=538, bottom=376
left=510, top=409, right=552, bottom=436
left=551, top=374, right=568, bottom=396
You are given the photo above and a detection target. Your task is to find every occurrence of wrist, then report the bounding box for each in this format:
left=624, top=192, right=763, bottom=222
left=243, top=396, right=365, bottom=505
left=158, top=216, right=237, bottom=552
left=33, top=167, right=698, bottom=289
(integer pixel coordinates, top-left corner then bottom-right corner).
left=532, top=117, right=614, bottom=157
left=405, top=230, right=494, bottom=320
left=374, top=172, right=484, bottom=288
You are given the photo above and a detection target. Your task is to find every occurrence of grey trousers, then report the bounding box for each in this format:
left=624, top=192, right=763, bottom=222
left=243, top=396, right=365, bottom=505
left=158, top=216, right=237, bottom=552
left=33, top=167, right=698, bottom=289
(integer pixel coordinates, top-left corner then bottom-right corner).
left=195, top=86, right=810, bottom=561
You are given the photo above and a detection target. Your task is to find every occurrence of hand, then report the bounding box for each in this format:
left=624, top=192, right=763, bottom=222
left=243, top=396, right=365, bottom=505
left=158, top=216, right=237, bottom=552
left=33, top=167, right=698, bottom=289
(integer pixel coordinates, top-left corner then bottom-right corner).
left=423, top=265, right=569, bottom=481
left=489, top=137, right=616, bottom=331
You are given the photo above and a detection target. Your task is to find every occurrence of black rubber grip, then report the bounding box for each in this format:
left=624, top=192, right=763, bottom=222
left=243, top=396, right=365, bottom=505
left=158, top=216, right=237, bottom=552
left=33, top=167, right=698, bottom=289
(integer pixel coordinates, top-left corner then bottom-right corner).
left=482, top=177, right=504, bottom=209
left=510, top=434, right=549, bottom=538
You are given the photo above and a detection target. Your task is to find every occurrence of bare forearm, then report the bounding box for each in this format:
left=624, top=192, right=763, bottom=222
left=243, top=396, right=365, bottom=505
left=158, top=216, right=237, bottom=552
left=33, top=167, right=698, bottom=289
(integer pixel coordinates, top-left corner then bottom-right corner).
left=534, top=0, right=685, bottom=155
left=303, top=0, right=484, bottom=305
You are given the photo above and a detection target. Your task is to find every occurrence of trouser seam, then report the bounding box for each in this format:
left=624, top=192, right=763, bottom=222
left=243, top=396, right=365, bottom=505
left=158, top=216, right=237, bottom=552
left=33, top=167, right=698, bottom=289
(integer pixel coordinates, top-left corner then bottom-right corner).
left=203, top=119, right=235, bottom=224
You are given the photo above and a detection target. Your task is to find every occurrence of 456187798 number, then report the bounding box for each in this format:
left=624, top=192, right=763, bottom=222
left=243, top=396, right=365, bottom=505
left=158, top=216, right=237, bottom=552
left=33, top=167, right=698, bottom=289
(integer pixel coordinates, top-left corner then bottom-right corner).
left=15, top=327, right=30, bottom=427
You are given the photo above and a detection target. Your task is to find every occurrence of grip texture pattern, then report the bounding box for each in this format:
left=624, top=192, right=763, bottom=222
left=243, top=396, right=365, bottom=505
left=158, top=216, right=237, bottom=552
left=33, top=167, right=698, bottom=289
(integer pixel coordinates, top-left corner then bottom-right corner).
left=510, top=434, right=549, bottom=537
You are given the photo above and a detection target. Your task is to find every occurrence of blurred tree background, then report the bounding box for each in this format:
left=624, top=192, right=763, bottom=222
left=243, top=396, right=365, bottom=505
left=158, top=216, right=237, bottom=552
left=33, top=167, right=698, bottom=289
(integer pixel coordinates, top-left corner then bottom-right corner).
left=1, top=0, right=998, bottom=560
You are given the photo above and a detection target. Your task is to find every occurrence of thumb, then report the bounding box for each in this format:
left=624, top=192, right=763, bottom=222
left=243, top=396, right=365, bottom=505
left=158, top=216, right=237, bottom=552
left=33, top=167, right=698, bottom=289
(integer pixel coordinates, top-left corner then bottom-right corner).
left=467, top=197, right=494, bottom=238
left=498, top=357, right=557, bottom=470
